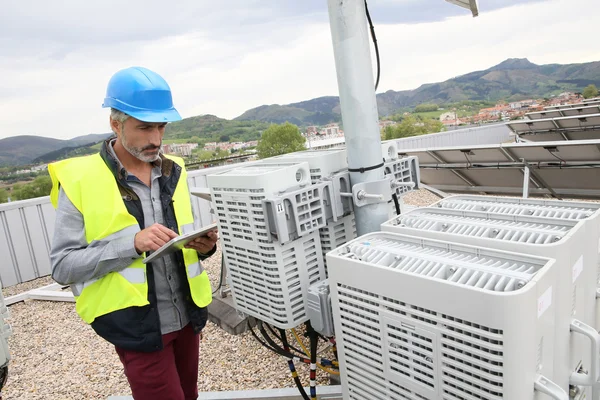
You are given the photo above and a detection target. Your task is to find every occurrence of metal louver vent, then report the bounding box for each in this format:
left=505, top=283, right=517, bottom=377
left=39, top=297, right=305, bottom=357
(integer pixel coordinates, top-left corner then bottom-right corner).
left=343, top=237, right=540, bottom=292
left=439, top=198, right=595, bottom=220
left=395, top=210, right=570, bottom=244
left=338, top=285, right=504, bottom=400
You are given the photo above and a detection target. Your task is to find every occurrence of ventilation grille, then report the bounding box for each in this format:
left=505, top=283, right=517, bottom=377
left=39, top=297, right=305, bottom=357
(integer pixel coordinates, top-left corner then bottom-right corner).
left=226, top=234, right=323, bottom=328
left=293, top=186, right=326, bottom=235
left=338, top=285, right=504, bottom=400
left=385, top=158, right=416, bottom=196
left=396, top=211, right=569, bottom=244
left=344, top=237, right=540, bottom=292
left=319, top=215, right=357, bottom=271
left=310, top=168, right=322, bottom=183
left=439, top=199, right=595, bottom=220
left=213, top=189, right=269, bottom=244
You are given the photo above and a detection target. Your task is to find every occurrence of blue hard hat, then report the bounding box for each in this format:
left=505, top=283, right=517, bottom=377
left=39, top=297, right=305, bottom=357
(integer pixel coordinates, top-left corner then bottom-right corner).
left=102, top=67, right=182, bottom=122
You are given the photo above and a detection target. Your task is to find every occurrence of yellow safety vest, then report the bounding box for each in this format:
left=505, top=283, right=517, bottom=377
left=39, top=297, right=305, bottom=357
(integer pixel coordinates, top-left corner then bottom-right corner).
left=49, top=153, right=212, bottom=324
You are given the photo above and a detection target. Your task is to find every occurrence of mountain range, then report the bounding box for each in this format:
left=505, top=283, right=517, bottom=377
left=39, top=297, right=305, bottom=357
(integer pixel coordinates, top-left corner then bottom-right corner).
left=2, top=58, right=600, bottom=166
left=236, top=58, right=600, bottom=124
left=0, top=133, right=112, bottom=167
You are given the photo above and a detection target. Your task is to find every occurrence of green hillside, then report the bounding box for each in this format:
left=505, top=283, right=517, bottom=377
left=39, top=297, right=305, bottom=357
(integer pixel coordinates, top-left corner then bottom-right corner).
left=164, top=114, right=269, bottom=143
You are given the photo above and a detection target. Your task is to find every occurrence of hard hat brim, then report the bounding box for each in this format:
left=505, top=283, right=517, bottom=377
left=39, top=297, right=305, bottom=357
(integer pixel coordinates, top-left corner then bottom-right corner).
left=125, top=108, right=182, bottom=123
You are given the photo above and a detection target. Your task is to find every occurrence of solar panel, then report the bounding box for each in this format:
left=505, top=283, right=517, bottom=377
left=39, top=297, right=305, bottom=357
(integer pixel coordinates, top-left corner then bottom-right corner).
left=399, top=139, right=600, bottom=199
left=545, top=99, right=600, bottom=110
left=507, top=113, right=600, bottom=141
left=583, top=97, right=600, bottom=104
left=526, top=105, right=600, bottom=120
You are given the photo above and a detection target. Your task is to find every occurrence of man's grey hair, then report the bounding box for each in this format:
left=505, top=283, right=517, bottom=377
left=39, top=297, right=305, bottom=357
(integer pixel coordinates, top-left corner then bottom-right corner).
left=110, top=108, right=130, bottom=133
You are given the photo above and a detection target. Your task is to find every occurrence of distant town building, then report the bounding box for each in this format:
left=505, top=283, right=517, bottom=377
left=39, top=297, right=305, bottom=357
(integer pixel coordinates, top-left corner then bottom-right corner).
left=322, top=123, right=340, bottom=136
left=305, top=126, right=319, bottom=134
left=162, top=143, right=198, bottom=157
left=202, top=140, right=257, bottom=153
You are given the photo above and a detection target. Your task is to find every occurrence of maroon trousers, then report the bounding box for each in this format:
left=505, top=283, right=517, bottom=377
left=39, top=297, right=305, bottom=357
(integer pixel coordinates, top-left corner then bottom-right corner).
left=115, top=323, right=200, bottom=400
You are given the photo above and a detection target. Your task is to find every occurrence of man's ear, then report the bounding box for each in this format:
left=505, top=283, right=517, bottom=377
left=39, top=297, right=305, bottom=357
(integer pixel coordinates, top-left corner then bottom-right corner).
left=110, top=117, right=121, bottom=136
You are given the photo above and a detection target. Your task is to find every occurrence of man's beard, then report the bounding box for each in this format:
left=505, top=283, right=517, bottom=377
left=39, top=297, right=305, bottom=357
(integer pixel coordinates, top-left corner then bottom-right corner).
left=121, top=133, right=161, bottom=163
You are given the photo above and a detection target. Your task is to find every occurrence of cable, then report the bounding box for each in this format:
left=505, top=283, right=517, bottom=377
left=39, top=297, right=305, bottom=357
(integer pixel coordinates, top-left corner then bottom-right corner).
left=248, top=321, right=338, bottom=370
left=257, top=323, right=310, bottom=363
left=364, top=0, right=381, bottom=91
left=308, top=326, right=319, bottom=400
left=547, top=151, right=566, bottom=164
left=266, top=324, right=305, bottom=355
left=279, top=327, right=310, bottom=400
left=248, top=321, right=283, bottom=355
left=291, top=328, right=340, bottom=375
left=391, top=193, right=401, bottom=215
left=212, top=255, right=225, bottom=295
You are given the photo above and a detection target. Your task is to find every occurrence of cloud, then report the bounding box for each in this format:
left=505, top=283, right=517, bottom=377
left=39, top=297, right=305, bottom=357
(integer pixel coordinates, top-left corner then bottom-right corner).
left=0, top=0, right=598, bottom=140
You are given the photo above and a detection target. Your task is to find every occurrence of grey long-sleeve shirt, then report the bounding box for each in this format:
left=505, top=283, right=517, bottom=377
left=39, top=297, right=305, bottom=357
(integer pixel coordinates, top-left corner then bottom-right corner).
left=50, top=145, right=192, bottom=335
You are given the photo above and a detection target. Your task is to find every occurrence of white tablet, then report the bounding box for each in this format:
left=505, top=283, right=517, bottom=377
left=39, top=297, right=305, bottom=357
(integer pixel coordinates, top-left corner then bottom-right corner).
left=142, top=223, right=218, bottom=264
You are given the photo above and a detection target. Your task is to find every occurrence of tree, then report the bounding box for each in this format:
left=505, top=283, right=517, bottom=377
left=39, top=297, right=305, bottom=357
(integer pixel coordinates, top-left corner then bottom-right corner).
left=583, top=84, right=599, bottom=99
left=382, top=115, right=444, bottom=140
left=414, top=103, right=439, bottom=113
left=0, top=188, right=8, bottom=204
left=256, top=123, right=306, bottom=159
left=12, top=175, right=53, bottom=201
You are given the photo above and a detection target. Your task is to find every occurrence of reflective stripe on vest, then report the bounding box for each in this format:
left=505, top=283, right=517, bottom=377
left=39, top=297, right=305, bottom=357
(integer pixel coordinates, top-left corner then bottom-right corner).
left=71, top=223, right=143, bottom=296
left=49, top=153, right=212, bottom=324
left=72, top=267, right=145, bottom=296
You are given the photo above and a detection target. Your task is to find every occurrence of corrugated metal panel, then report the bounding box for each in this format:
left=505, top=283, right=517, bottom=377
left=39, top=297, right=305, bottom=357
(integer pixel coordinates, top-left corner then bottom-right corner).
left=394, top=123, right=512, bottom=150
left=0, top=197, right=55, bottom=287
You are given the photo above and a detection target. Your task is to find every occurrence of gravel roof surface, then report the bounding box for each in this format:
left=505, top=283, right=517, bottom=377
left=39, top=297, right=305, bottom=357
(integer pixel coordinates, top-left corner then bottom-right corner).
left=2, top=247, right=337, bottom=399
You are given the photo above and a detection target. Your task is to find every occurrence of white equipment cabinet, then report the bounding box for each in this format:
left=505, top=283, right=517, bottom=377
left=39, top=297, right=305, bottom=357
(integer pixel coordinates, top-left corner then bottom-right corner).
left=207, top=162, right=327, bottom=329
left=382, top=208, right=599, bottom=398
left=433, top=195, right=600, bottom=330
left=257, top=149, right=356, bottom=272
left=327, top=232, right=565, bottom=400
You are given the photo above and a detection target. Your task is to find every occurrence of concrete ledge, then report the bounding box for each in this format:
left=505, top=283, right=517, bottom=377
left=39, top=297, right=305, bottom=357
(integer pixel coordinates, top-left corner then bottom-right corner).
left=207, top=295, right=255, bottom=336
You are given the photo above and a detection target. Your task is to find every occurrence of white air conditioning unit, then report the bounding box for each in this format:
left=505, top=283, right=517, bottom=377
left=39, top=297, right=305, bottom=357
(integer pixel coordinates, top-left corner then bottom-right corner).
left=434, top=195, right=600, bottom=330
left=207, top=162, right=327, bottom=329
left=327, top=232, right=565, bottom=399
left=382, top=208, right=599, bottom=397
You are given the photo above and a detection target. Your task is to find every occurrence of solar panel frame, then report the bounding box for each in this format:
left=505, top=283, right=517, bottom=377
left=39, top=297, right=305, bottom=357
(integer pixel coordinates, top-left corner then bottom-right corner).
left=526, top=105, right=600, bottom=120
left=545, top=99, right=600, bottom=110
left=507, top=113, right=600, bottom=141
left=399, top=139, right=600, bottom=199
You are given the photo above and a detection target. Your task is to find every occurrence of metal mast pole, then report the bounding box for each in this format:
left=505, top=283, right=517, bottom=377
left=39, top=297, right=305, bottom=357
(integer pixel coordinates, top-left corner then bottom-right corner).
left=327, top=0, right=389, bottom=236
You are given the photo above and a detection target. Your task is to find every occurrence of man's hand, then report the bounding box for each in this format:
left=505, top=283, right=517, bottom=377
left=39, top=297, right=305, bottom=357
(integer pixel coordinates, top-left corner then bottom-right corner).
left=134, top=223, right=178, bottom=254
left=185, top=229, right=218, bottom=255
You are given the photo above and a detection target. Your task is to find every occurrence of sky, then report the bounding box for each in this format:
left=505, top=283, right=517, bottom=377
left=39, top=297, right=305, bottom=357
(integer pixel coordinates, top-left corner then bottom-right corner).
left=0, top=0, right=599, bottom=141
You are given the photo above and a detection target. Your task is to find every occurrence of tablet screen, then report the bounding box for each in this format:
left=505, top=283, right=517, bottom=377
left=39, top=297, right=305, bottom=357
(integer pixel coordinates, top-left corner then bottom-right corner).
left=142, top=223, right=218, bottom=264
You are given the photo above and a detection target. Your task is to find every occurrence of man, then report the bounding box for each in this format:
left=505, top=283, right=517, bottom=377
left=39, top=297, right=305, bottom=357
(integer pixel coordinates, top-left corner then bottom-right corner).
left=49, top=66, right=216, bottom=400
